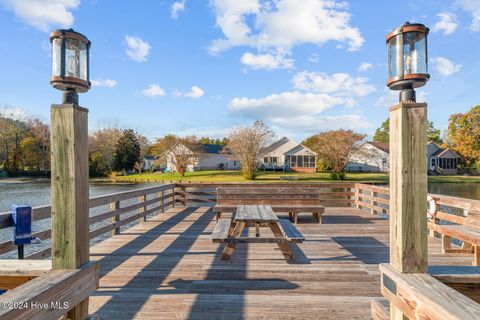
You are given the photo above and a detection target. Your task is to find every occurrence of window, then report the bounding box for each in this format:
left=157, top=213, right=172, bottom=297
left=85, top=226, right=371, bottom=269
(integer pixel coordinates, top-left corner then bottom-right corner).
left=285, top=155, right=290, bottom=165
left=298, top=156, right=303, bottom=167
left=291, top=156, right=297, bottom=167
left=309, top=156, right=315, bottom=167
left=271, top=157, right=278, bottom=164
left=264, top=157, right=269, bottom=163
left=233, top=161, right=237, bottom=166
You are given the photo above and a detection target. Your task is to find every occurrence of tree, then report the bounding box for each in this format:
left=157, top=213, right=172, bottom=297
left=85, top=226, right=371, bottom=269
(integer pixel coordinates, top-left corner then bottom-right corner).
left=89, top=128, right=122, bottom=176
left=163, top=136, right=200, bottom=176
left=447, top=105, right=480, bottom=169
left=199, top=137, right=228, bottom=145
left=114, top=129, right=140, bottom=173
left=374, top=118, right=443, bottom=144
left=306, top=130, right=366, bottom=179
left=226, top=121, right=273, bottom=180
left=373, top=119, right=389, bottom=143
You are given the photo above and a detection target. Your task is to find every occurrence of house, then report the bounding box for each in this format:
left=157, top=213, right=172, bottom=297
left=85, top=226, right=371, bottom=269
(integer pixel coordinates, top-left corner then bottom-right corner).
left=427, top=142, right=460, bottom=175
left=347, top=141, right=460, bottom=175
left=166, top=143, right=240, bottom=172
left=346, top=142, right=390, bottom=173
left=260, top=137, right=317, bottom=172
left=143, top=155, right=156, bottom=171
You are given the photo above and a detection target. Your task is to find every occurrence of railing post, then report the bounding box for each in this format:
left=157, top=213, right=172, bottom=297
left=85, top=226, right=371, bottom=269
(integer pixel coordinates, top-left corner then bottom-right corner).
left=371, top=191, right=377, bottom=215
left=110, top=201, right=120, bottom=236
left=139, top=194, right=147, bottom=222
left=181, top=185, right=186, bottom=206
left=172, top=186, right=175, bottom=208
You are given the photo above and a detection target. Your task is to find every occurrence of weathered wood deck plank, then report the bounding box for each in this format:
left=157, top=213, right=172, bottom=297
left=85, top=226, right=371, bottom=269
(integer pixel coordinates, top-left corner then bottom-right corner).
left=87, top=206, right=476, bottom=319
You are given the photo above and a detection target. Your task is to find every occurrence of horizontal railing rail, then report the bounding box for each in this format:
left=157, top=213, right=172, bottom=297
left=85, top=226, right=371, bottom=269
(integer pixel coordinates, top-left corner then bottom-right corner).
left=0, top=183, right=176, bottom=259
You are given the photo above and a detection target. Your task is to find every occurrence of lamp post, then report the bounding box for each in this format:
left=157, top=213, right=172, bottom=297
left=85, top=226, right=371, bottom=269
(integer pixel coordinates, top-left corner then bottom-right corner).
left=50, top=28, right=91, bottom=319
left=386, top=22, right=429, bottom=102
left=386, top=22, right=429, bottom=320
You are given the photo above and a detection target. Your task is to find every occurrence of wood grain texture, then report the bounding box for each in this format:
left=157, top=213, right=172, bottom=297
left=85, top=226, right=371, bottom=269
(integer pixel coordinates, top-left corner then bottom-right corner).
left=380, top=263, right=480, bottom=320
left=389, top=103, right=428, bottom=274
left=50, top=104, right=89, bottom=270
left=86, top=206, right=480, bottom=319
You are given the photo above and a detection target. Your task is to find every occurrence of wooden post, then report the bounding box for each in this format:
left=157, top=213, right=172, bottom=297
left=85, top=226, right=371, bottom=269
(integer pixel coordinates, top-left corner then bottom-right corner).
left=371, top=191, right=377, bottom=215
left=161, top=190, right=165, bottom=212
left=181, top=185, right=186, bottom=206
left=139, top=194, right=147, bottom=222
left=50, top=103, right=90, bottom=319
left=389, top=102, right=428, bottom=319
left=110, top=201, right=120, bottom=236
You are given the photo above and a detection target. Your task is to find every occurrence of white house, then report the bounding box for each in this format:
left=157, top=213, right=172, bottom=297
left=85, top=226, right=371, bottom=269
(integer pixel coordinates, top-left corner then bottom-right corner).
left=427, top=142, right=460, bottom=175
left=260, top=137, right=317, bottom=172
left=347, top=141, right=460, bottom=175
left=346, top=142, right=390, bottom=173
left=166, top=143, right=240, bottom=172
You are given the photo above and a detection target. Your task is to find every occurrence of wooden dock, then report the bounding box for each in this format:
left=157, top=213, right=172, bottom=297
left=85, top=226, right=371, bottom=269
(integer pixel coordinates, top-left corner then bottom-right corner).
left=88, top=206, right=472, bottom=319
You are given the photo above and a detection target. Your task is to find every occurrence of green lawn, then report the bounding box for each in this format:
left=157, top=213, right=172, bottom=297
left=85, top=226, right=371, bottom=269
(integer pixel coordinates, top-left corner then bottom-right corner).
left=114, top=170, right=480, bottom=183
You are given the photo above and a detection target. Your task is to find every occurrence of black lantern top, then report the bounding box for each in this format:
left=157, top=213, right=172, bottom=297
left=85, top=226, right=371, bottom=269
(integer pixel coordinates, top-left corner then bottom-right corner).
left=50, top=29, right=91, bottom=94
left=386, top=22, right=429, bottom=94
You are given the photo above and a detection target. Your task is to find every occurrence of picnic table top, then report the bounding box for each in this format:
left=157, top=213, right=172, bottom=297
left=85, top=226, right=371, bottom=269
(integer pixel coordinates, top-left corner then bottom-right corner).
left=234, top=205, right=278, bottom=223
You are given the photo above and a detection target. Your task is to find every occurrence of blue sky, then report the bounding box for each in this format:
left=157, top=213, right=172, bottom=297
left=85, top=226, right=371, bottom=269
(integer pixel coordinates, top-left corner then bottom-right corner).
left=0, top=0, right=479, bottom=142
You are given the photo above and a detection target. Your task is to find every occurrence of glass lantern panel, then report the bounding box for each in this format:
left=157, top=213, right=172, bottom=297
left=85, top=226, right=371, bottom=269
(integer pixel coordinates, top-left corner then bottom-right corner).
left=65, top=38, right=82, bottom=79
left=387, top=35, right=399, bottom=78
left=79, top=45, right=87, bottom=81
left=51, top=38, right=62, bottom=77
left=403, top=31, right=427, bottom=75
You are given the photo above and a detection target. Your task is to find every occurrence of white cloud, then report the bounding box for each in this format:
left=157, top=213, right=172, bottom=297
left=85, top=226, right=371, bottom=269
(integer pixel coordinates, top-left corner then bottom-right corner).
left=171, top=0, right=186, bottom=19
left=184, top=86, right=205, bottom=98
left=432, top=12, right=458, bottom=35
left=209, top=0, right=364, bottom=68
left=230, top=91, right=346, bottom=118
left=141, top=84, right=166, bottom=97
left=292, top=71, right=376, bottom=99
left=240, top=52, right=293, bottom=70
left=358, top=62, right=373, bottom=72
left=431, top=57, right=462, bottom=76
left=0, top=107, right=28, bottom=121
left=174, top=86, right=205, bottom=98
left=2, top=0, right=80, bottom=32
left=308, top=53, right=320, bottom=63
left=125, top=35, right=151, bottom=62
left=456, top=0, right=480, bottom=31
left=91, top=78, right=117, bottom=88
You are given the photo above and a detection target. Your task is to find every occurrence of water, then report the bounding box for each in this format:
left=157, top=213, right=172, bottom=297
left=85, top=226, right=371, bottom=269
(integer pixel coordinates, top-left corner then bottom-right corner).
left=0, top=179, right=153, bottom=212
left=0, top=179, right=157, bottom=258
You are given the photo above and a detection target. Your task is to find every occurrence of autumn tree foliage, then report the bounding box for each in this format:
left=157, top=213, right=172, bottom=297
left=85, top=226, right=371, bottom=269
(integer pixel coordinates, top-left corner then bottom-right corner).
left=0, top=108, right=50, bottom=175
left=447, top=105, right=480, bottom=170
left=89, top=128, right=122, bottom=176
left=306, top=130, right=366, bottom=179
left=226, top=121, right=273, bottom=180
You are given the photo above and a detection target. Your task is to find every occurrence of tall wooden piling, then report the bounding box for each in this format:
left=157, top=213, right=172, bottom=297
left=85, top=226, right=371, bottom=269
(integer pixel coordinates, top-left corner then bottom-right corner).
left=389, top=102, right=428, bottom=319
left=50, top=104, right=90, bottom=319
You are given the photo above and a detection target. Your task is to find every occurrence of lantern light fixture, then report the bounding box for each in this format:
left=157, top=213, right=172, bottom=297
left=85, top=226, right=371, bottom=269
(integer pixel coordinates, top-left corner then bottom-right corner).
left=386, top=22, right=429, bottom=102
left=50, top=29, right=91, bottom=104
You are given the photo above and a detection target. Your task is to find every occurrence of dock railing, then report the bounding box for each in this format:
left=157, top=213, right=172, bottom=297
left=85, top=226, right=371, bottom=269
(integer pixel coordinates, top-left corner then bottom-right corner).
left=1, top=181, right=480, bottom=319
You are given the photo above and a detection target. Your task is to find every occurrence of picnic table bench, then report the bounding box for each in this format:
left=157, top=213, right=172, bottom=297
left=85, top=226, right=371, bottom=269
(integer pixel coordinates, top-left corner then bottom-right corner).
left=427, top=206, right=480, bottom=265
left=213, top=186, right=325, bottom=224
left=211, top=205, right=304, bottom=261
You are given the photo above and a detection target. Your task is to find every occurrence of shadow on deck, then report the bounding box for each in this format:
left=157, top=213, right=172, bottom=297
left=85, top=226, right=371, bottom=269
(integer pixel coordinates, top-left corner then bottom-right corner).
left=88, top=206, right=472, bottom=319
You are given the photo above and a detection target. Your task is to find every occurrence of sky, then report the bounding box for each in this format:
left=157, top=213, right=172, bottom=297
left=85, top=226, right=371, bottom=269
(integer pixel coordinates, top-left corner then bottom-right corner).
left=0, top=0, right=479, bottom=143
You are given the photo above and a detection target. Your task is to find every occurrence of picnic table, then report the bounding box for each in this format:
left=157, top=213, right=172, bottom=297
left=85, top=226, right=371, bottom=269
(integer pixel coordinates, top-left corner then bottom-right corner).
left=211, top=205, right=304, bottom=261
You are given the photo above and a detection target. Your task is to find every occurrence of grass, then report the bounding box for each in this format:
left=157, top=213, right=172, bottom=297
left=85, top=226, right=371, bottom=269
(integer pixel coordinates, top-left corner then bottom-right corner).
left=114, top=170, right=480, bottom=183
